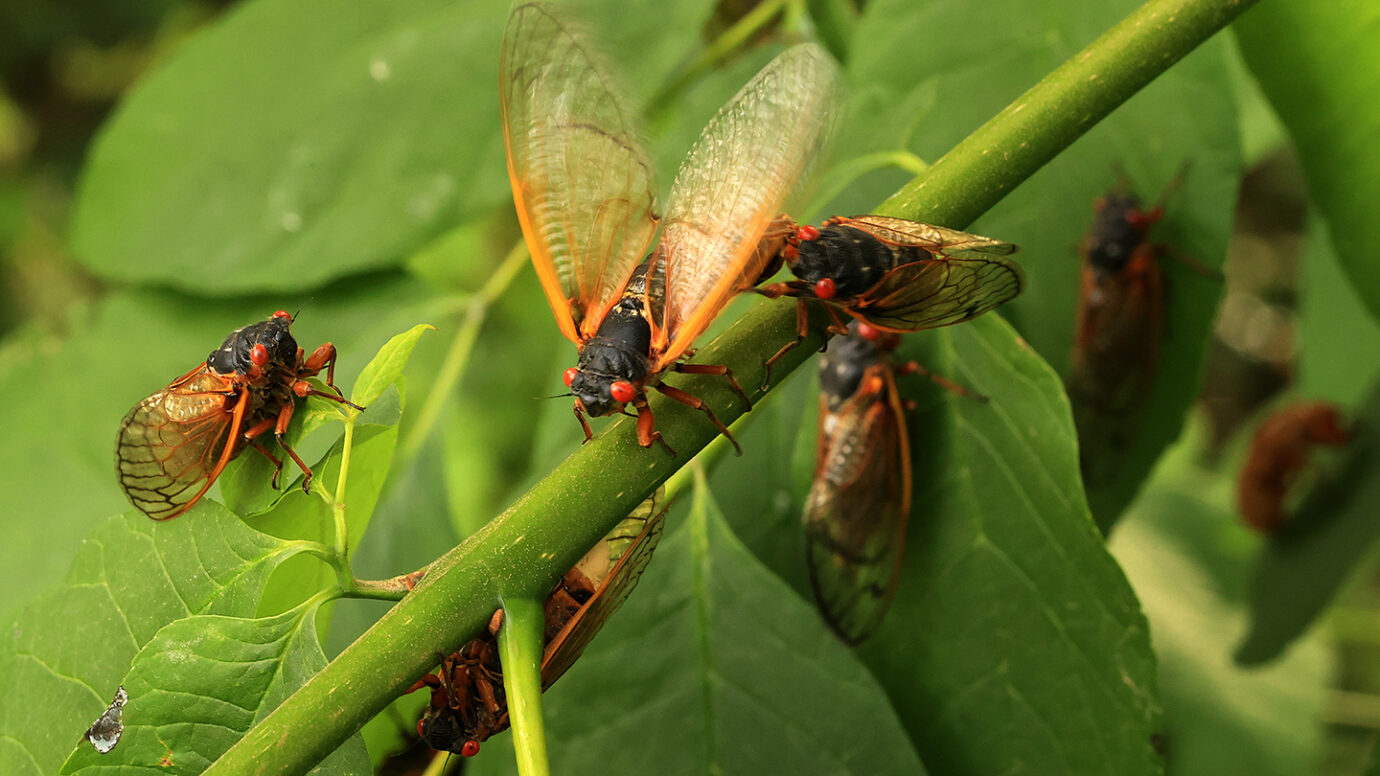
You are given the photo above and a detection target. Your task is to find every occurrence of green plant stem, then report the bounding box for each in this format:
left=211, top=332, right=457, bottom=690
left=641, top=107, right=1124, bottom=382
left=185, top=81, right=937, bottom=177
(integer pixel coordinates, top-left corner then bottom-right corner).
left=646, top=0, right=790, bottom=116
left=402, top=240, right=529, bottom=461
left=203, top=0, right=1257, bottom=772
left=879, top=0, right=1254, bottom=223
left=496, top=597, right=550, bottom=776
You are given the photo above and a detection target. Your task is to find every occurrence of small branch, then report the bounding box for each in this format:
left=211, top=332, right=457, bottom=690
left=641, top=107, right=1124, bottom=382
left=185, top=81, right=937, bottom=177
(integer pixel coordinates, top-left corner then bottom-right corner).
left=203, top=0, right=1259, bottom=772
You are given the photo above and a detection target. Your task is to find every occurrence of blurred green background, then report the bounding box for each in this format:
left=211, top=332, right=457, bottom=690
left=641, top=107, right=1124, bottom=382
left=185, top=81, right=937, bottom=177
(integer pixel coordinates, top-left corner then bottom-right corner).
left=4, top=0, right=1380, bottom=773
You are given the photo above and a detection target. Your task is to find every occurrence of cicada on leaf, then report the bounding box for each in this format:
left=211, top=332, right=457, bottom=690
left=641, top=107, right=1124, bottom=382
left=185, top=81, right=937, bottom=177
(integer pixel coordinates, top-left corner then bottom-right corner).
left=114, top=311, right=361, bottom=520
left=413, top=492, right=667, bottom=757
left=804, top=321, right=914, bottom=644
left=755, top=214, right=1022, bottom=377
left=1237, top=401, right=1351, bottom=534
left=1066, top=171, right=1194, bottom=481
left=502, top=1, right=839, bottom=454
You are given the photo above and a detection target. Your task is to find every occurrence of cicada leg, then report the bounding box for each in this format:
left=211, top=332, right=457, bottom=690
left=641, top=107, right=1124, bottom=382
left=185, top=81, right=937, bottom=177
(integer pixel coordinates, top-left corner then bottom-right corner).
left=294, top=342, right=365, bottom=410
left=653, top=382, right=741, bottom=456
left=242, top=415, right=287, bottom=487
left=629, top=394, right=675, bottom=457
left=760, top=299, right=849, bottom=389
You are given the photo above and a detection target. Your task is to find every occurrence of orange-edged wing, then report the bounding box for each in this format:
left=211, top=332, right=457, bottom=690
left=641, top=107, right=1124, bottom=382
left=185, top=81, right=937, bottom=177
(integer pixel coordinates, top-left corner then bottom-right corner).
left=115, top=365, right=249, bottom=521
left=540, top=490, right=668, bottom=687
left=841, top=216, right=1023, bottom=332
left=501, top=2, right=658, bottom=344
left=804, top=364, right=911, bottom=644
left=654, top=43, right=841, bottom=364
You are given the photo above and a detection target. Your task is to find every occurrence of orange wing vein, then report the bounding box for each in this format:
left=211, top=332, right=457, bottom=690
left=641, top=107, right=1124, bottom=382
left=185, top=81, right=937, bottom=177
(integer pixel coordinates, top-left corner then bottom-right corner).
left=501, top=2, right=658, bottom=343
left=655, top=43, right=841, bottom=364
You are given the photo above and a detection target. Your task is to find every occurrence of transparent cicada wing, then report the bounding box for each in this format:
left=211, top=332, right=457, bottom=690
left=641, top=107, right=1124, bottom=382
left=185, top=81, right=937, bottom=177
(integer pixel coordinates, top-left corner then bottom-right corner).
left=541, top=490, right=668, bottom=687
left=804, top=365, right=911, bottom=644
left=835, top=215, right=1023, bottom=332
left=654, top=43, right=841, bottom=363
left=501, top=2, right=659, bottom=343
left=115, top=365, right=249, bottom=521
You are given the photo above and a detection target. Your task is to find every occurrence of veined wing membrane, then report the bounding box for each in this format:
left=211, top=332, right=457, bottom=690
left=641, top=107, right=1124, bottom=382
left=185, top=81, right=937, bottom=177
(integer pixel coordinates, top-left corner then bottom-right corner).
left=114, top=366, right=247, bottom=521
left=805, top=369, right=910, bottom=644
left=541, top=494, right=667, bottom=686
left=501, top=2, right=658, bottom=342
left=855, top=253, right=1023, bottom=332
left=656, top=43, right=841, bottom=362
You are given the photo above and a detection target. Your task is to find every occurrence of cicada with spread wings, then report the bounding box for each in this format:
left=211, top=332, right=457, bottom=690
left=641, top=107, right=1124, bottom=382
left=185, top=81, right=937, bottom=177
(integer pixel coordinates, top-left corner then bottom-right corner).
left=502, top=1, right=839, bottom=454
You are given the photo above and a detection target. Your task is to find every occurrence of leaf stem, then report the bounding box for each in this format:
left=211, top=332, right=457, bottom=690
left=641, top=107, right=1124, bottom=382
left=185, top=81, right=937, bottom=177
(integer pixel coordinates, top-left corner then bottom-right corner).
left=202, top=0, right=1259, bottom=773
left=402, top=239, right=529, bottom=461
left=496, top=597, right=550, bottom=776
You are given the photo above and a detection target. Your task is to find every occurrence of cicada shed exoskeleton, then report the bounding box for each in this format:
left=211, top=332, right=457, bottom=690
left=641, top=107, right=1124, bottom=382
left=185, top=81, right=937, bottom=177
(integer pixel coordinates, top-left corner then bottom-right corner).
left=755, top=214, right=1023, bottom=377
left=502, top=2, right=839, bottom=454
left=115, top=310, right=361, bottom=520
left=413, top=494, right=667, bottom=757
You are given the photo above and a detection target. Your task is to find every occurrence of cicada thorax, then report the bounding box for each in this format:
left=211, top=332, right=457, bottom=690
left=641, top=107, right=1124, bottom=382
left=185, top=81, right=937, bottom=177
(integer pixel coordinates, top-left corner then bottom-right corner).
left=756, top=215, right=1022, bottom=383
left=804, top=322, right=911, bottom=644
left=1236, top=401, right=1352, bottom=534
left=115, top=310, right=361, bottom=521
left=566, top=256, right=659, bottom=419
left=1067, top=187, right=1168, bottom=482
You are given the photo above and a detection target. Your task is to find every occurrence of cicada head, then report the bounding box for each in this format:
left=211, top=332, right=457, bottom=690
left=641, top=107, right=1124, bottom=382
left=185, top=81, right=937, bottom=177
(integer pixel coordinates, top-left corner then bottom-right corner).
left=1085, top=191, right=1150, bottom=274
left=567, top=310, right=652, bottom=416
left=207, top=310, right=299, bottom=377
left=417, top=711, right=483, bottom=758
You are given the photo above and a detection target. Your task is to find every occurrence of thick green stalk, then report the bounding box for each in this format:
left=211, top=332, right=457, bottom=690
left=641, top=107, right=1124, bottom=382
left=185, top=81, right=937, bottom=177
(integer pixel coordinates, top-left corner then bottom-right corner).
left=203, top=0, right=1257, bottom=772
left=496, top=597, right=550, bottom=776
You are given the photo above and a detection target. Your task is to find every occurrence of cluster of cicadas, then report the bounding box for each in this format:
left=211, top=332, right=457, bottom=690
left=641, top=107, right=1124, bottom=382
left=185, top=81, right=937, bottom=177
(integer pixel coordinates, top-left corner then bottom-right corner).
left=110, top=0, right=1353, bottom=762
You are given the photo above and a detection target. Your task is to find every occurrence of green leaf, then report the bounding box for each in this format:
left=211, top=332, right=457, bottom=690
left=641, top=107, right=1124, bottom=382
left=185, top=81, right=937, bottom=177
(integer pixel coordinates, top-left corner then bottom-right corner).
left=59, top=602, right=370, bottom=774
left=349, top=323, right=434, bottom=407
left=1235, top=378, right=1380, bottom=665
left=840, top=0, right=1240, bottom=525
left=1236, top=0, right=1380, bottom=324
left=0, top=505, right=307, bottom=776
left=471, top=482, right=926, bottom=775
left=70, top=0, right=510, bottom=292
left=254, top=414, right=402, bottom=618
left=859, top=317, right=1162, bottom=774
left=1298, top=215, right=1380, bottom=406
left=1110, top=432, right=1329, bottom=776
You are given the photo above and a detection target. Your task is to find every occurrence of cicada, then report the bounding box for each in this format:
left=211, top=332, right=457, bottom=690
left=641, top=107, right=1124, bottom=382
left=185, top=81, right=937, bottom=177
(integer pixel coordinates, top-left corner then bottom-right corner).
left=804, top=321, right=916, bottom=644
left=413, top=494, right=667, bottom=757
left=1066, top=176, right=1178, bottom=480
left=115, top=311, right=361, bottom=520
left=755, top=214, right=1022, bottom=376
left=502, top=2, right=838, bottom=454
left=1237, top=401, right=1351, bottom=534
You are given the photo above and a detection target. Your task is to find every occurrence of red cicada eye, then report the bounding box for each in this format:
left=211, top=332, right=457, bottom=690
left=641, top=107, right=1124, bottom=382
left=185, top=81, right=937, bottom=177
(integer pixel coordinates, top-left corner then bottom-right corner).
left=814, top=278, right=837, bottom=300
left=563, top=368, right=579, bottom=388
left=273, top=310, right=292, bottom=321
left=856, top=322, right=880, bottom=341
left=461, top=740, right=481, bottom=757
left=251, top=343, right=270, bottom=367
left=798, top=224, right=820, bottom=241
left=609, top=381, right=636, bottom=403
left=416, top=719, right=426, bottom=739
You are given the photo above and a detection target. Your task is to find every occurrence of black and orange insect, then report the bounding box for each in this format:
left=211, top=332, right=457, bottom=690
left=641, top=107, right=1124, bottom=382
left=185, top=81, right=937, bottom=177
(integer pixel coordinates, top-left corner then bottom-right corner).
left=115, top=311, right=361, bottom=520
left=412, top=495, right=667, bottom=757
left=804, top=322, right=920, bottom=644
left=1066, top=173, right=1186, bottom=480
left=502, top=2, right=838, bottom=454
left=755, top=214, right=1022, bottom=377
left=1237, top=401, right=1351, bottom=534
